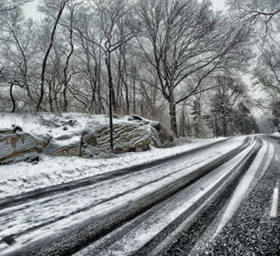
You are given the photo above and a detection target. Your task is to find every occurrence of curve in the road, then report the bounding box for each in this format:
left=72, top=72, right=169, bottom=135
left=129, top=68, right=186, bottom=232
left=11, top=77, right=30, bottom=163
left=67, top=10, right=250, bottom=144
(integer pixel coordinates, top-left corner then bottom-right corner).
left=1, top=137, right=255, bottom=256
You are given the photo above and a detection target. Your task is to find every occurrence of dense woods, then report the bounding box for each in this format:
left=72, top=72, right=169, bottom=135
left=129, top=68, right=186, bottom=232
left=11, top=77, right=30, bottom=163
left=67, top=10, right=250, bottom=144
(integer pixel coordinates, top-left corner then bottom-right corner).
left=1, top=0, right=280, bottom=137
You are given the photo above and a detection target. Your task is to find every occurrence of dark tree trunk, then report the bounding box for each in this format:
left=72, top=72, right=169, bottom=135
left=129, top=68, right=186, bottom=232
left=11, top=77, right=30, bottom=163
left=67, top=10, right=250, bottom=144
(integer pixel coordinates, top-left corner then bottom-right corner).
left=133, top=79, right=136, bottom=113
left=105, top=53, right=114, bottom=152
left=169, top=88, right=178, bottom=136
left=36, top=0, right=68, bottom=111
left=48, top=81, right=54, bottom=112
left=214, top=113, right=219, bottom=137
left=223, top=115, right=228, bottom=137
left=63, top=7, right=74, bottom=112
left=9, top=83, right=16, bottom=113
left=169, top=102, right=178, bottom=136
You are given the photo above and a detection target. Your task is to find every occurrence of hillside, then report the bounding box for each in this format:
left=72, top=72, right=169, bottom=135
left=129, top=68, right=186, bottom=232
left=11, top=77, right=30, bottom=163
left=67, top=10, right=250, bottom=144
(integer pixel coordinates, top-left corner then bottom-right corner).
left=0, top=112, right=175, bottom=165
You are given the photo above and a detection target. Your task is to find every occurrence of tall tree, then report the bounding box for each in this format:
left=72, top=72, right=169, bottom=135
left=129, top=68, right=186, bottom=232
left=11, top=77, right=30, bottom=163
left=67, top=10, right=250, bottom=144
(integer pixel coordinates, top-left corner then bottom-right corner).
left=254, top=43, right=280, bottom=97
left=36, top=0, right=70, bottom=111
left=0, top=7, right=37, bottom=111
left=136, top=0, right=252, bottom=136
left=209, top=75, right=246, bottom=137
left=232, top=102, right=259, bottom=134
left=76, top=0, right=138, bottom=151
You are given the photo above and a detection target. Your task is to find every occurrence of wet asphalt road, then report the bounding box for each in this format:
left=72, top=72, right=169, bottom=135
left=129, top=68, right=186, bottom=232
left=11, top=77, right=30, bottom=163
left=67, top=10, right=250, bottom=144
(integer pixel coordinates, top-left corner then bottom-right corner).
left=1, top=138, right=248, bottom=256
left=2, top=136, right=279, bottom=256
left=162, top=136, right=280, bottom=256
left=200, top=136, right=280, bottom=256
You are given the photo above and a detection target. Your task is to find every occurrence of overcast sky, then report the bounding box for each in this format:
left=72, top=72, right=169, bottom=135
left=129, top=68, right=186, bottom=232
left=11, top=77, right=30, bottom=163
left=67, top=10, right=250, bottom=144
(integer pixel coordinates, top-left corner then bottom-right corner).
left=23, top=0, right=41, bottom=19
left=23, top=0, right=227, bottom=19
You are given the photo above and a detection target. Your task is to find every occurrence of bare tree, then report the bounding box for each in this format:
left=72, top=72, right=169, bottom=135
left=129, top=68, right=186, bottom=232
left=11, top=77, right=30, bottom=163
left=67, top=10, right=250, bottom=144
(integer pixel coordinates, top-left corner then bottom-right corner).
left=74, top=7, right=105, bottom=114
left=136, top=0, right=252, bottom=135
left=0, top=0, right=30, bottom=13
left=0, top=7, right=38, bottom=111
left=76, top=0, right=139, bottom=151
left=36, top=0, right=70, bottom=111
left=61, top=2, right=81, bottom=111
left=209, top=75, right=247, bottom=137
left=254, top=43, right=280, bottom=96
left=227, top=0, right=280, bottom=33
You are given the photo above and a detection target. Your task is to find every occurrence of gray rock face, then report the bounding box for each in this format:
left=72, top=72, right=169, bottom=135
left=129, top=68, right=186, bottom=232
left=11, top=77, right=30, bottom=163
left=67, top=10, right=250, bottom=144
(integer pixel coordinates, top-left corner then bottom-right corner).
left=0, top=130, right=42, bottom=164
left=82, top=120, right=164, bottom=155
left=0, top=114, right=174, bottom=163
left=43, top=142, right=81, bottom=157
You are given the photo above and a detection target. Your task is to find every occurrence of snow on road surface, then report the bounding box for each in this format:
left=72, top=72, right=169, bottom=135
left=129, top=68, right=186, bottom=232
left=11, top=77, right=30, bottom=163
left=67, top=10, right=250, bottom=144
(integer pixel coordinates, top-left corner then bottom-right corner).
left=214, top=140, right=274, bottom=236
left=0, top=136, right=247, bottom=254
left=75, top=141, right=257, bottom=256
left=0, top=137, right=225, bottom=199
left=187, top=138, right=275, bottom=256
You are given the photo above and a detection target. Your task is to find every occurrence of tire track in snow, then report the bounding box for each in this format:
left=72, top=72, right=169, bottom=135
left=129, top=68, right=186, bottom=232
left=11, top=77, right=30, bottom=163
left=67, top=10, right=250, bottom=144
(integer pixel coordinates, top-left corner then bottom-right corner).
left=0, top=140, right=251, bottom=256
left=189, top=139, right=275, bottom=255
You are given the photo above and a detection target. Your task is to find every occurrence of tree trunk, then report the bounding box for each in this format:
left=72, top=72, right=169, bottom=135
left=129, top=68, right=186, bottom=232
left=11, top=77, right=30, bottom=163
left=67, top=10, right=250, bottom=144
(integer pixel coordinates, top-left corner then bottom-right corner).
left=169, top=101, right=178, bottom=136
left=214, top=112, right=220, bottom=137
left=9, top=83, right=16, bottom=113
left=36, top=0, right=68, bottom=111
left=169, top=86, right=178, bottom=136
left=63, top=7, right=74, bottom=112
left=48, top=81, right=54, bottom=112
left=223, top=115, right=228, bottom=137
left=133, top=79, right=136, bottom=113
left=97, top=54, right=104, bottom=114
left=105, top=53, right=114, bottom=152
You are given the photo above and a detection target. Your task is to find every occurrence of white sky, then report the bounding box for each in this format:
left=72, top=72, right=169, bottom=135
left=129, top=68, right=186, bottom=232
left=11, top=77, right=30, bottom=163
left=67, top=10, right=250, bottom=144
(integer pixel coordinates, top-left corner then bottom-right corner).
left=211, top=0, right=226, bottom=11
left=23, top=0, right=42, bottom=19
left=23, top=0, right=227, bottom=19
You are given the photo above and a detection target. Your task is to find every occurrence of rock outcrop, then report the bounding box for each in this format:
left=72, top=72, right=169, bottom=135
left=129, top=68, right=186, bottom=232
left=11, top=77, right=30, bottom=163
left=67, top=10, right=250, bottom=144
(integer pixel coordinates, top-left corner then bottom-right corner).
left=82, top=122, right=155, bottom=155
left=0, top=129, right=45, bottom=164
left=0, top=114, right=173, bottom=164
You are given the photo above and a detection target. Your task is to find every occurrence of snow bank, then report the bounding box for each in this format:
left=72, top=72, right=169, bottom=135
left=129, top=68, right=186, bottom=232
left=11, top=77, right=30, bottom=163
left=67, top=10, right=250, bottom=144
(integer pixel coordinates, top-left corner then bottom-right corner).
left=0, top=137, right=225, bottom=199
left=0, top=112, right=155, bottom=147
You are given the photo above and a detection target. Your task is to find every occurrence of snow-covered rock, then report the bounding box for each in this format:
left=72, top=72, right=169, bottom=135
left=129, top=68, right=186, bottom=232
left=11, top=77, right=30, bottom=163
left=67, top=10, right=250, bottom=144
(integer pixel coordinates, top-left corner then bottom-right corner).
left=0, top=113, right=173, bottom=163
left=83, top=122, right=154, bottom=155
left=0, top=129, right=45, bottom=164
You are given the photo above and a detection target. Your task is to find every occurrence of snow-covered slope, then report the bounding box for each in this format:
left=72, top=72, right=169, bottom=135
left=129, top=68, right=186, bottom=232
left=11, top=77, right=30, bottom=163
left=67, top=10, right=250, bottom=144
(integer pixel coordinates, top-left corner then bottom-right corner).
left=0, top=112, right=172, bottom=163
left=0, top=112, right=158, bottom=147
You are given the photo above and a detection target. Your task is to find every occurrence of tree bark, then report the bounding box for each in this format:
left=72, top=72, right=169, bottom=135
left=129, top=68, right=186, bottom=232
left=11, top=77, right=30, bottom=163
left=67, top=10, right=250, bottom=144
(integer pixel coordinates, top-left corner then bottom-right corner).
left=36, top=0, right=68, bottom=112
left=63, top=6, right=74, bottom=112
left=105, top=53, right=114, bottom=152
left=169, top=101, right=178, bottom=136
left=9, top=83, right=16, bottom=113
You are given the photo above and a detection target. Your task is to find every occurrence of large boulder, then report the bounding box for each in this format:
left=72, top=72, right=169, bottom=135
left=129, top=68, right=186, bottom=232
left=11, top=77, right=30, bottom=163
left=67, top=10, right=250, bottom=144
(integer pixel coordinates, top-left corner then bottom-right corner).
left=0, top=129, right=45, bottom=164
left=0, top=113, right=174, bottom=163
left=43, top=142, right=81, bottom=157
left=81, top=123, right=153, bottom=155
left=80, top=115, right=174, bottom=155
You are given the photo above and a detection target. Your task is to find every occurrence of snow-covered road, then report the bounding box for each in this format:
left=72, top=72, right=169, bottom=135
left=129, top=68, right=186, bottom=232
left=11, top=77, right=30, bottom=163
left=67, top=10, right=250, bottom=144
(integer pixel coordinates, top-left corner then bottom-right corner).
left=0, top=135, right=268, bottom=256
left=76, top=141, right=257, bottom=256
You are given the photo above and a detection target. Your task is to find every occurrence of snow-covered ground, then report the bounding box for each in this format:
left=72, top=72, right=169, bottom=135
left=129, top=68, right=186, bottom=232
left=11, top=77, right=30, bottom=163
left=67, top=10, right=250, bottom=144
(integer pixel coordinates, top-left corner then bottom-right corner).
left=0, top=136, right=225, bottom=199
left=1, top=112, right=223, bottom=200
left=0, top=112, right=261, bottom=255
left=0, top=112, right=154, bottom=146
